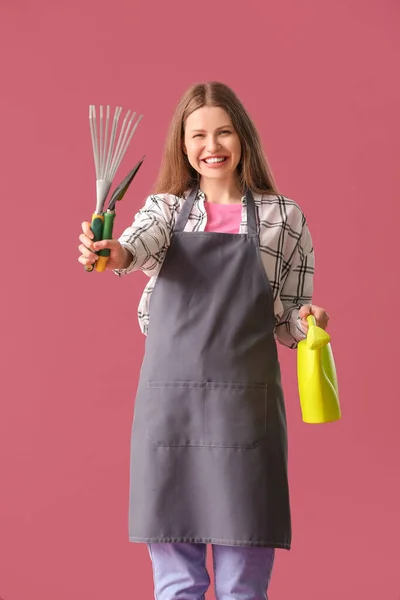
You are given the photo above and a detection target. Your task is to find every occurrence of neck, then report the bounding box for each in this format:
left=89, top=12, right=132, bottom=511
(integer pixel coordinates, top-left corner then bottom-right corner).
left=199, top=176, right=243, bottom=205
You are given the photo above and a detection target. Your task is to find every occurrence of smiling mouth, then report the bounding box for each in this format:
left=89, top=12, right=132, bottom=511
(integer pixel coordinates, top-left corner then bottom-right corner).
left=202, top=157, right=228, bottom=164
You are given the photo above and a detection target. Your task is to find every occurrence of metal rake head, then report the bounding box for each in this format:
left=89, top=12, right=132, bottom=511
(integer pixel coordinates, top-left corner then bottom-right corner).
left=89, top=105, right=143, bottom=212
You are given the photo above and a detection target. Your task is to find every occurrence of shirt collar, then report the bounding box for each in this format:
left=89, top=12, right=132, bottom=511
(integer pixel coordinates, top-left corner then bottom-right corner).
left=189, top=188, right=247, bottom=204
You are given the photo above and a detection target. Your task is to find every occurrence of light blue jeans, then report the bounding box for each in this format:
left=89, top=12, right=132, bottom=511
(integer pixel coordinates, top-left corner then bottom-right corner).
left=147, top=542, right=275, bottom=599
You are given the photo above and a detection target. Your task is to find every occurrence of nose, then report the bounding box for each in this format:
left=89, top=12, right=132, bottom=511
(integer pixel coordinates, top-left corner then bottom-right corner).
left=206, top=134, right=221, bottom=154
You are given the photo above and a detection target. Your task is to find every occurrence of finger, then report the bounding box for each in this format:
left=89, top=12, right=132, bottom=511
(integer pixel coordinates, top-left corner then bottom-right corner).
left=82, top=221, right=94, bottom=239
left=298, top=320, right=308, bottom=333
left=319, top=314, right=330, bottom=329
left=78, top=243, right=97, bottom=259
left=312, top=309, right=330, bottom=329
left=79, top=233, right=96, bottom=251
left=93, top=239, right=118, bottom=251
left=298, top=304, right=312, bottom=318
left=78, top=254, right=96, bottom=265
left=299, top=305, right=330, bottom=330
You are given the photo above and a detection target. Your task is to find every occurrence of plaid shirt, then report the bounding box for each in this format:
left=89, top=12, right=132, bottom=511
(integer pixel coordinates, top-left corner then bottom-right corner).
left=114, top=189, right=314, bottom=349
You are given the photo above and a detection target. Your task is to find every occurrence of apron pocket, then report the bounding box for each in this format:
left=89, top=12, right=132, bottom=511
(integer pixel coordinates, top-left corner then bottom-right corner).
left=204, top=382, right=267, bottom=448
left=146, top=381, right=206, bottom=447
left=145, top=381, right=267, bottom=449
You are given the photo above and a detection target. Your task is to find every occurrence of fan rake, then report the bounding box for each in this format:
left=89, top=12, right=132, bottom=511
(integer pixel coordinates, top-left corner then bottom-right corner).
left=86, top=105, right=144, bottom=272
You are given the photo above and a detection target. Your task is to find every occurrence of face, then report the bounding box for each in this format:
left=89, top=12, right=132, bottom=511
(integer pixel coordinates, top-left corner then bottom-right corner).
left=183, top=106, right=242, bottom=182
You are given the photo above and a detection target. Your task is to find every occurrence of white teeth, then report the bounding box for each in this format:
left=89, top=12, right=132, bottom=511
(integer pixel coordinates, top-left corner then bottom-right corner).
left=204, top=157, right=226, bottom=164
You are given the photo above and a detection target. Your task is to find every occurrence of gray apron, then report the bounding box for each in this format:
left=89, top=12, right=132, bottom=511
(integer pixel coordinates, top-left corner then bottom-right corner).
left=128, top=187, right=291, bottom=549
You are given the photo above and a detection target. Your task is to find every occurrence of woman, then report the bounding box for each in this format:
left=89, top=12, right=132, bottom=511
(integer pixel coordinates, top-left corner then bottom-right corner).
left=78, top=81, right=329, bottom=600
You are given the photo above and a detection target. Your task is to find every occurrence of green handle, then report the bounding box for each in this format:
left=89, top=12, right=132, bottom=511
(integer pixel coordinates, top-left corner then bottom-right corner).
left=98, top=212, right=116, bottom=258
left=85, top=213, right=104, bottom=272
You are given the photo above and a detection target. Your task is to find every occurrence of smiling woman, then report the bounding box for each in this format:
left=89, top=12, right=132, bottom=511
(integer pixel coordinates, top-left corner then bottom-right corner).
left=78, top=80, right=330, bottom=600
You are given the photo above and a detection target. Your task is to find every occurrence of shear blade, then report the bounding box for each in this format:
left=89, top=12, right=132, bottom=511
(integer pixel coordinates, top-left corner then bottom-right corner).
left=107, top=155, right=145, bottom=211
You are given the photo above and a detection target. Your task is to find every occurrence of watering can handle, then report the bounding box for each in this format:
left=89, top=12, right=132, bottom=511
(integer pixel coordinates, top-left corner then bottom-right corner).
left=306, top=314, right=317, bottom=327
left=305, top=314, right=331, bottom=350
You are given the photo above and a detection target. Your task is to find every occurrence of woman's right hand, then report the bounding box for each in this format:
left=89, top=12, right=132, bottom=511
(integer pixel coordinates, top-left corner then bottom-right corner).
left=78, top=221, right=133, bottom=270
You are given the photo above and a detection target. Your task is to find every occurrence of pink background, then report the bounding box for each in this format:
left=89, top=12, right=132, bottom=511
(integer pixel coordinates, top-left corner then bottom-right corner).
left=0, top=0, right=399, bottom=598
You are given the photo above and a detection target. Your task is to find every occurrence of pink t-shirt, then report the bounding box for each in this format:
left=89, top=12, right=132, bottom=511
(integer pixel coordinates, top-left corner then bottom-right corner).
left=204, top=201, right=242, bottom=234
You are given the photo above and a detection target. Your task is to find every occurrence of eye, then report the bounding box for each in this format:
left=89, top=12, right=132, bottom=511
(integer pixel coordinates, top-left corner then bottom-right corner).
left=193, top=133, right=204, bottom=138
left=219, top=130, right=231, bottom=135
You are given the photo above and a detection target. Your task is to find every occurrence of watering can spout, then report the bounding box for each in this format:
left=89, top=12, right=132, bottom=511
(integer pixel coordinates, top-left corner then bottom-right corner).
left=297, top=315, right=341, bottom=424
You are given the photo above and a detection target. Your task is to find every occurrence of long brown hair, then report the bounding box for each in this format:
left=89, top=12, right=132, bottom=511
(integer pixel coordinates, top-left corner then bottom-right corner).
left=153, top=81, right=280, bottom=196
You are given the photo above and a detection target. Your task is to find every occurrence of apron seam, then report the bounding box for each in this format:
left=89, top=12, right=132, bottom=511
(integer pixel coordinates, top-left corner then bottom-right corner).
left=131, top=536, right=290, bottom=549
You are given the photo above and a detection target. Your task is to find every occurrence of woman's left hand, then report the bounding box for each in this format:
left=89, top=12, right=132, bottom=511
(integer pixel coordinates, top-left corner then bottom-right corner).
left=298, top=304, right=330, bottom=333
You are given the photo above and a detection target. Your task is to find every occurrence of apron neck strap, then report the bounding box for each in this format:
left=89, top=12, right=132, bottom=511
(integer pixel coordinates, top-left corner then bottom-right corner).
left=174, top=186, right=258, bottom=237
left=174, top=186, right=198, bottom=233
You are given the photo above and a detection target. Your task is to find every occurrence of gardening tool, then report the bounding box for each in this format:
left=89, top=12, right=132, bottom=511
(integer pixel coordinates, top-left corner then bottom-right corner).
left=85, top=105, right=144, bottom=272
left=297, top=315, right=341, bottom=423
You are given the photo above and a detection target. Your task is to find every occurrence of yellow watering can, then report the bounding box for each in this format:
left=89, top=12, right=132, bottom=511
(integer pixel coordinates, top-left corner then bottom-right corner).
left=297, top=315, right=341, bottom=424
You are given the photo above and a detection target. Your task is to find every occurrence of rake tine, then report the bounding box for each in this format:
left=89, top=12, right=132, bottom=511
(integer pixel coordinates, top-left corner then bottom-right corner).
left=101, top=105, right=110, bottom=180
left=109, top=110, right=131, bottom=179
left=89, top=106, right=100, bottom=179
left=110, top=112, right=135, bottom=179
left=103, top=106, right=122, bottom=181
left=99, top=105, right=104, bottom=178
left=111, top=114, right=143, bottom=179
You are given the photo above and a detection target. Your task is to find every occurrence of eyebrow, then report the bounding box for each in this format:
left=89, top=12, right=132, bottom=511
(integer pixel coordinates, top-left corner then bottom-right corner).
left=190, top=125, right=233, bottom=132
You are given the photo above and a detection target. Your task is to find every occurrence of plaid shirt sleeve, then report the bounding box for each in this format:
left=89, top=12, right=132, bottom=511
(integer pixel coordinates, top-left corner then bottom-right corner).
left=113, top=194, right=178, bottom=277
left=274, top=219, right=315, bottom=349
